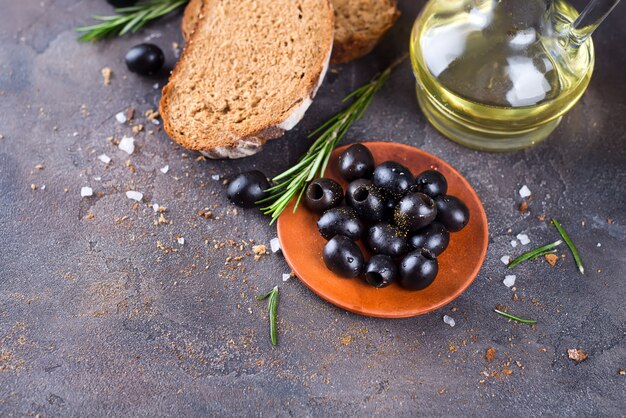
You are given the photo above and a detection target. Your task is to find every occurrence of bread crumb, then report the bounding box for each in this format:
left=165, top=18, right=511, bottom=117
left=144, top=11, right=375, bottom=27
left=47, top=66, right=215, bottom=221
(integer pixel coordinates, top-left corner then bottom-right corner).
left=501, top=369, right=513, bottom=376
left=34, top=163, right=44, bottom=170
left=30, top=183, right=37, bottom=190
left=85, top=213, right=95, bottom=220
left=619, top=368, right=625, bottom=376
left=340, top=335, right=352, bottom=346
left=519, top=199, right=528, bottom=213
left=101, top=67, right=112, bottom=85
left=567, top=348, right=588, bottom=363
left=545, top=253, right=558, bottom=266
left=485, top=347, right=496, bottom=362
left=252, top=245, right=267, bottom=255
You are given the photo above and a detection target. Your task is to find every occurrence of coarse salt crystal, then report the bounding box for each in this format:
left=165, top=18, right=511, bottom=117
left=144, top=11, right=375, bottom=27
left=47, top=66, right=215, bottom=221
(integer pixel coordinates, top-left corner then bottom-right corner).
left=270, top=237, right=281, bottom=253
left=118, top=136, right=135, bottom=154
left=503, top=275, right=516, bottom=287
left=516, top=233, right=530, bottom=245
left=211, top=174, right=220, bottom=181
left=443, top=315, right=456, bottom=327
left=500, top=255, right=511, bottom=265
left=81, top=186, right=93, bottom=197
left=152, top=203, right=160, bottom=212
left=40, top=185, right=46, bottom=190
left=177, top=237, right=185, bottom=245
left=151, top=119, right=160, bottom=125
left=160, top=165, right=169, bottom=174
left=125, top=190, right=143, bottom=201
left=98, top=154, right=111, bottom=164
left=282, top=273, right=291, bottom=282
left=511, top=240, right=518, bottom=248
left=153, top=83, right=159, bottom=89
left=115, top=112, right=127, bottom=124
left=597, top=243, right=601, bottom=247
left=519, top=185, right=532, bottom=198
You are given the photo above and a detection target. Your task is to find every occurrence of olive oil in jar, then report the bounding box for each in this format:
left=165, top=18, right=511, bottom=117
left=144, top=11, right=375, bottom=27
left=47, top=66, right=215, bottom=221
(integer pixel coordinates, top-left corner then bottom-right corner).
left=410, top=0, right=599, bottom=151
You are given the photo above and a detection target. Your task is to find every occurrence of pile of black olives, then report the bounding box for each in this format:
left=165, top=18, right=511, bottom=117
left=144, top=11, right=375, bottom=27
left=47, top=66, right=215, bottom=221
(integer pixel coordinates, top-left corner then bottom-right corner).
left=308, top=144, right=470, bottom=291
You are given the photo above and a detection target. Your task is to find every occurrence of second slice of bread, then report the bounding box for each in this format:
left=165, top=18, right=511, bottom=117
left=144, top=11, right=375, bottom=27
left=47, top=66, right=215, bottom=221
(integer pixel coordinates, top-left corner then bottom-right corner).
left=161, top=0, right=334, bottom=158
left=182, top=0, right=399, bottom=65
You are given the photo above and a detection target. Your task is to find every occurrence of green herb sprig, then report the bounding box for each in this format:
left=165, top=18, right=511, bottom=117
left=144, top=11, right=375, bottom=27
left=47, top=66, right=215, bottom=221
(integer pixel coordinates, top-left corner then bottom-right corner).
left=257, top=286, right=279, bottom=346
left=507, top=240, right=562, bottom=269
left=76, top=0, right=189, bottom=42
left=258, top=54, right=408, bottom=224
left=494, top=309, right=537, bottom=324
left=552, top=218, right=584, bottom=274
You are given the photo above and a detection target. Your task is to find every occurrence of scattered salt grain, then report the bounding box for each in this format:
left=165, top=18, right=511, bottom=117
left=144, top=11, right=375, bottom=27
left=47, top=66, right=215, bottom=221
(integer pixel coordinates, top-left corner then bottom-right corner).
left=152, top=203, right=160, bottom=212
left=519, top=185, right=532, bottom=198
left=500, top=255, right=511, bottom=265
left=125, top=190, right=143, bottom=201
left=118, top=136, right=135, bottom=154
left=270, top=237, right=281, bottom=253
left=94, top=177, right=101, bottom=181
left=153, top=83, right=159, bottom=90
left=211, top=174, right=220, bottom=181
left=81, top=186, right=93, bottom=197
left=151, top=119, right=160, bottom=126
left=177, top=237, right=185, bottom=245
left=443, top=315, right=456, bottom=327
left=115, top=112, right=127, bottom=124
left=98, top=154, right=111, bottom=164
left=511, top=240, right=518, bottom=248
left=597, top=243, right=601, bottom=247
left=160, top=165, right=169, bottom=174
left=503, top=275, right=516, bottom=288
left=40, top=185, right=46, bottom=190
left=516, top=233, right=530, bottom=245
left=282, top=273, right=291, bottom=282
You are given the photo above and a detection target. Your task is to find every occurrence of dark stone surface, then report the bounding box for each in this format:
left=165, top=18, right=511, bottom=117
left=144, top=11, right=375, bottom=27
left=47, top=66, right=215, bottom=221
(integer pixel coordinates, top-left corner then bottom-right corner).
left=1, top=0, right=625, bottom=416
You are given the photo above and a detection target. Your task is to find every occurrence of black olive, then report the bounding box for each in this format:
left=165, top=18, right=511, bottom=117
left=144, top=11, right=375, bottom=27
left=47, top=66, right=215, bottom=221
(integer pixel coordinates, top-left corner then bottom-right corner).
left=363, top=255, right=397, bottom=288
left=435, top=195, right=470, bottom=232
left=408, top=222, right=450, bottom=256
left=366, top=222, right=408, bottom=258
left=383, top=198, right=396, bottom=221
left=398, top=249, right=438, bottom=290
left=372, top=161, right=413, bottom=200
left=305, top=178, right=343, bottom=213
left=338, top=144, right=375, bottom=181
left=323, top=235, right=364, bottom=278
left=345, top=180, right=385, bottom=223
left=317, top=207, right=365, bottom=241
left=226, top=170, right=269, bottom=208
left=107, top=0, right=139, bottom=7
left=125, top=43, right=164, bottom=75
left=414, top=170, right=447, bottom=197
left=393, top=192, right=437, bottom=232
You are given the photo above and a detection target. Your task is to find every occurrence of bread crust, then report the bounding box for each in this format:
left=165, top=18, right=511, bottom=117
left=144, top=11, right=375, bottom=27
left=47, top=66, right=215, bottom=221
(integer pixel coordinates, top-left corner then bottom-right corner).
left=161, top=0, right=334, bottom=159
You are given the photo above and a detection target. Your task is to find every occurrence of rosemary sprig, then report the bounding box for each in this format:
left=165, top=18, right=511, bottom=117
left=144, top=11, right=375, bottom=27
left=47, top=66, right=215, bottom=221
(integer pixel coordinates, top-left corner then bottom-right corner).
left=76, top=0, right=189, bottom=42
left=257, top=286, right=279, bottom=346
left=507, top=240, right=562, bottom=269
left=494, top=309, right=537, bottom=324
left=258, top=54, right=408, bottom=224
left=552, top=218, right=584, bottom=274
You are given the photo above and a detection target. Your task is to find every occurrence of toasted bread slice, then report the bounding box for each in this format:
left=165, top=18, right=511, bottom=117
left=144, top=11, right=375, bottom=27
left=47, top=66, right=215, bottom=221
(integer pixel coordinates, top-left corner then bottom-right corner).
left=182, top=0, right=398, bottom=64
left=161, top=0, right=334, bottom=158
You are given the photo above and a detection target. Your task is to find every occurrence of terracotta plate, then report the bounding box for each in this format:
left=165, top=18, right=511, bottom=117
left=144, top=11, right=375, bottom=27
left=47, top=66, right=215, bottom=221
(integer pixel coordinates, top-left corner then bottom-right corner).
left=277, top=142, right=488, bottom=318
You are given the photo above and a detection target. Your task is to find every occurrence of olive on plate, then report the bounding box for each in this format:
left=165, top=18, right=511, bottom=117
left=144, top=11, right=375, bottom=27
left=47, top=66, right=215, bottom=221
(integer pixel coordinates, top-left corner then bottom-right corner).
left=398, top=249, right=438, bottom=290
left=372, top=161, right=413, bottom=199
left=366, top=222, right=408, bottom=258
left=338, top=144, right=375, bottom=181
left=317, top=207, right=365, bottom=241
left=414, top=170, right=447, bottom=197
left=393, top=192, right=437, bottom=232
left=364, top=255, right=397, bottom=288
left=434, top=195, right=470, bottom=232
left=226, top=170, right=269, bottom=208
left=305, top=178, right=343, bottom=213
left=323, top=235, right=364, bottom=278
left=345, top=180, right=386, bottom=223
left=125, top=43, right=164, bottom=75
left=408, top=222, right=449, bottom=256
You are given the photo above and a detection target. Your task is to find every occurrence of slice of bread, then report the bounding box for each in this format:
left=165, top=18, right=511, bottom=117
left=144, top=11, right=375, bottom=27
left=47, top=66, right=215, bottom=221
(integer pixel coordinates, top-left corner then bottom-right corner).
left=182, top=0, right=399, bottom=65
left=161, top=0, right=334, bottom=159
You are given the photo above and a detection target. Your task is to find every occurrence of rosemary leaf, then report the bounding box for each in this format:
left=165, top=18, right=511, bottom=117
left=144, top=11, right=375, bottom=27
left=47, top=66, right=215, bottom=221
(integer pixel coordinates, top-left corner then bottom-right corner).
left=507, top=240, right=562, bottom=269
left=494, top=309, right=537, bottom=324
left=259, top=54, right=408, bottom=223
left=75, top=0, right=189, bottom=42
left=257, top=286, right=279, bottom=346
left=529, top=248, right=558, bottom=261
left=552, top=218, right=585, bottom=274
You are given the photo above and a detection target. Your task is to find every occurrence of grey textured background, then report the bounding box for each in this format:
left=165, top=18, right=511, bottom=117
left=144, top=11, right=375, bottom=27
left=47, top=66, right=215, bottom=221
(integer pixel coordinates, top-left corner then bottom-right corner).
left=1, top=0, right=625, bottom=416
